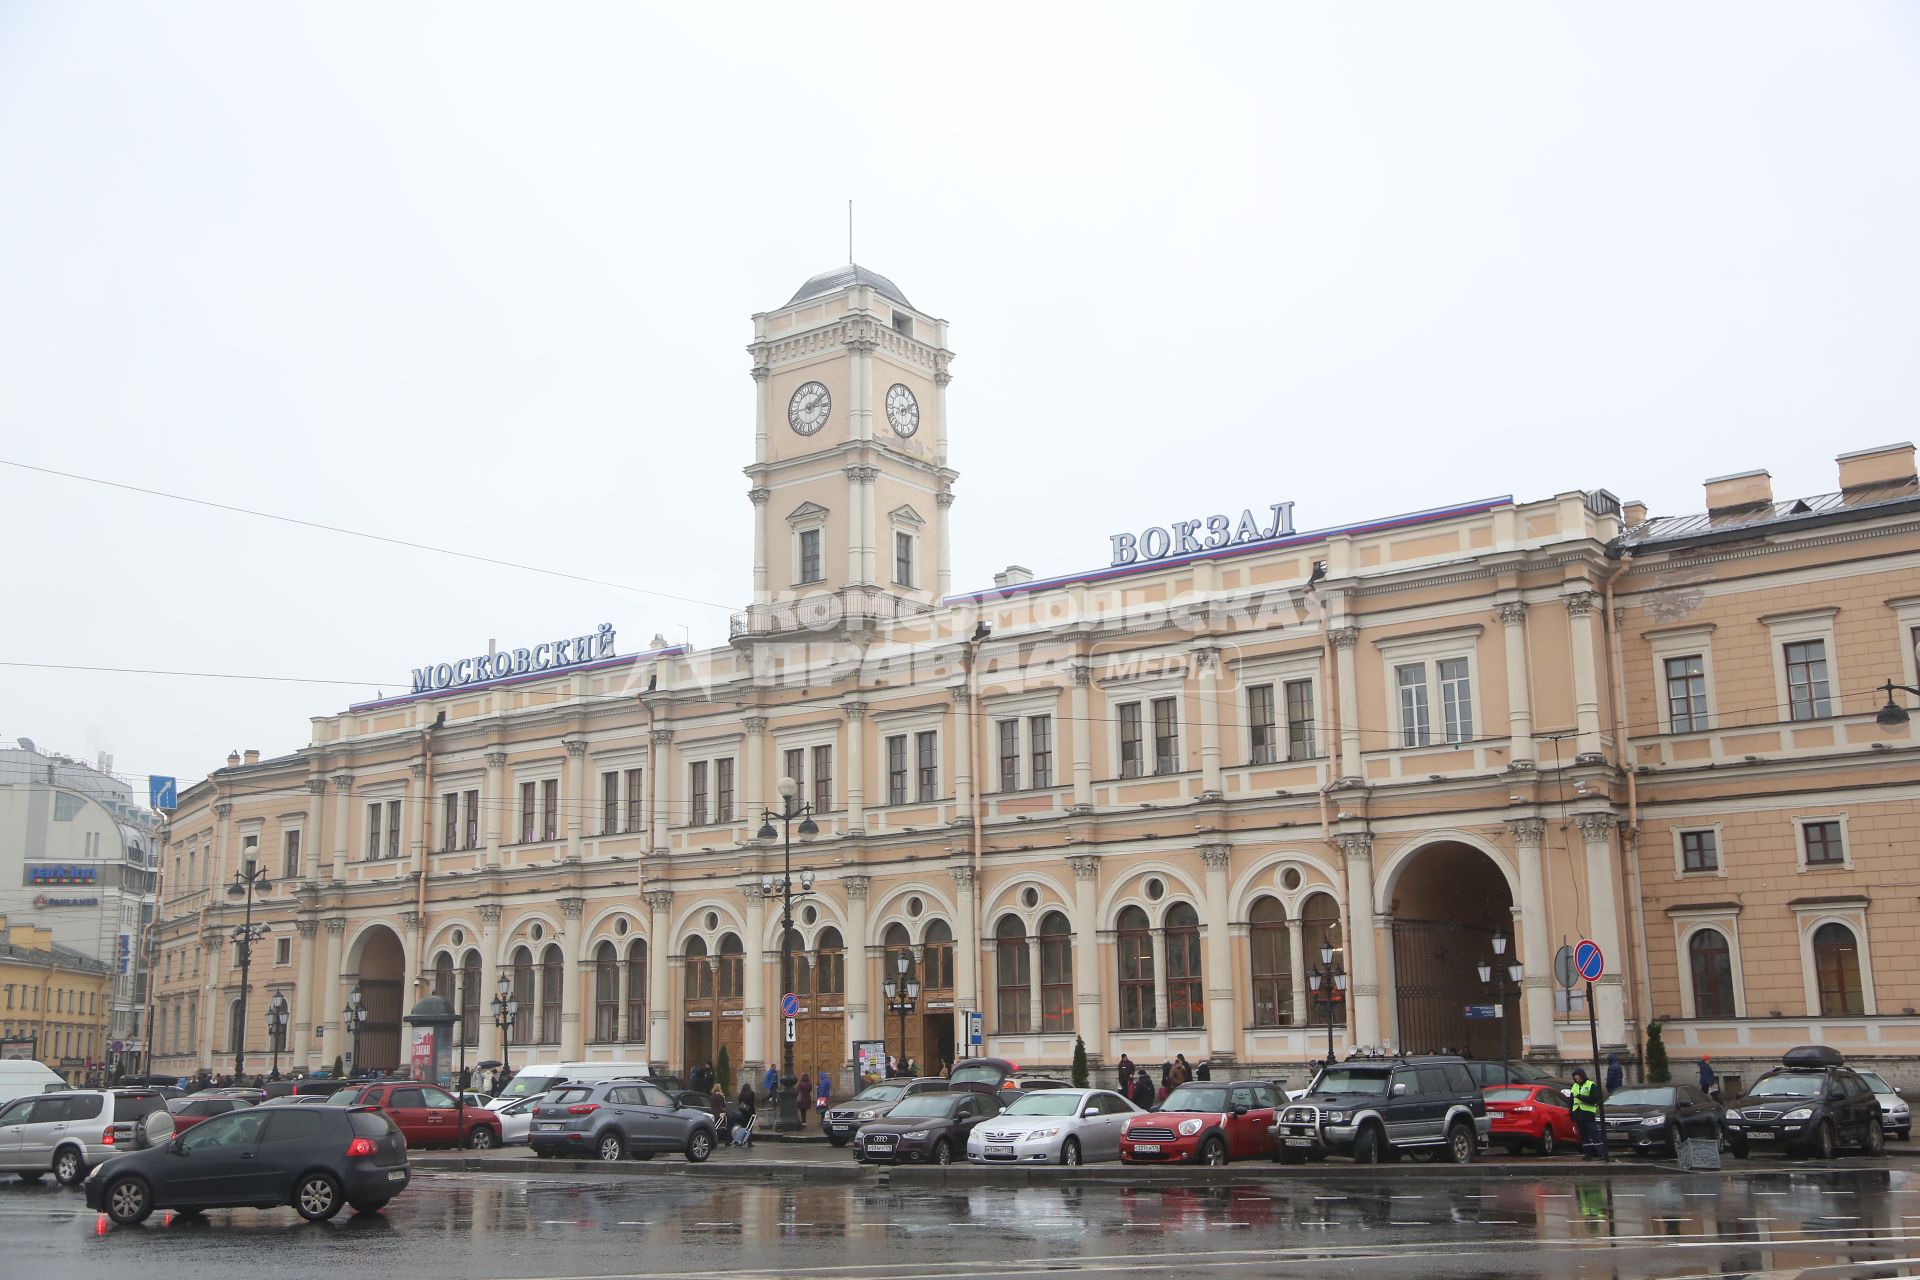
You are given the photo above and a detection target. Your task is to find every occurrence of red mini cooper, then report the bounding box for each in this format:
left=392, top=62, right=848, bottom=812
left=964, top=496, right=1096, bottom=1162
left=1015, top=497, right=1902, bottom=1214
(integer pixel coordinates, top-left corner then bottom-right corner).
left=1119, top=1080, right=1284, bottom=1166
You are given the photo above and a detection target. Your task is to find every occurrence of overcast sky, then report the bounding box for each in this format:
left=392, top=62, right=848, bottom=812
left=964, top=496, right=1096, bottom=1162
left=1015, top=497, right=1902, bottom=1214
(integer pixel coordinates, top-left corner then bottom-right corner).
left=1, top=2, right=1915, bottom=791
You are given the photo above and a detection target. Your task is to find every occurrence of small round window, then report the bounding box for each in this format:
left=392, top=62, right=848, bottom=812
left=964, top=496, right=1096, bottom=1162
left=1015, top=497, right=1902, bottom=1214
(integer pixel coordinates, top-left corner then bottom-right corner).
left=1281, top=867, right=1303, bottom=892
left=802, top=905, right=818, bottom=926
left=614, top=916, right=629, bottom=936
left=1021, top=887, right=1040, bottom=909
left=451, top=929, right=464, bottom=946
left=1144, top=877, right=1165, bottom=901
left=705, top=911, right=719, bottom=931
left=530, top=923, right=544, bottom=941
left=907, top=896, right=923, bottom=918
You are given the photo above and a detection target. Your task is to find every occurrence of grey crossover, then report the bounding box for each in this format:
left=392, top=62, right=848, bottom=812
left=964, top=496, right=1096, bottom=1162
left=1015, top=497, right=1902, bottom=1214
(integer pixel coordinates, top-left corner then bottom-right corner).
left=529, top=1079, right=716, bottom=1162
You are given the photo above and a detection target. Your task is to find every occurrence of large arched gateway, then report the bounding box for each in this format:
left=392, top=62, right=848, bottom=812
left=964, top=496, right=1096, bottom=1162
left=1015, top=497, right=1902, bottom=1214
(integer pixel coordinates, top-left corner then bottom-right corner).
left=345, top=924, right=406, bottom=1072
left=1384, top=841, right=1517, bottom=1057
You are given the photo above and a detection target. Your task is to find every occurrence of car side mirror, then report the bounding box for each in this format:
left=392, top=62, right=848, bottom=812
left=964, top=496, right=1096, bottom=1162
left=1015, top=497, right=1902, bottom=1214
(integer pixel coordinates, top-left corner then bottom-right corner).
left=1392, top=1083, right=1407, bottom=1096
left=1678, top=1099, right=1693, bottom=1108
left=1232, top=1105, right=1249, bottom=1117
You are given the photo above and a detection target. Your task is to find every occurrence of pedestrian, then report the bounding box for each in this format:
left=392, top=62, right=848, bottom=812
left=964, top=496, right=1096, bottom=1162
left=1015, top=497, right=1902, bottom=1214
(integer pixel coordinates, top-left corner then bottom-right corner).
left=1195, top=1059, right=1211, bottom=1082
left=1569, top=1068, right=1603, bottom=1159
left=1158, top=1062, right=1172, bottom=1104
left=798, top=1072, right=813, bottom=1122
left=709, top=1083, right=732, bottom=1141
left=1132, top=1068, right=1157, bottom=1111
left=739, top=1079, right=758, bottom=1118
left=1698, top=1055, right=1717, bottom=1101
left=817, top=1069, right=832, bottom=1110
left=1606, top=1053, right=1623, bottom=1093
left=1117, top=1053, right=1135, bottom=1093
left=887, top=1054, right=898, bottom=1078
left=1172, top=1055, right=1190, bottom=1088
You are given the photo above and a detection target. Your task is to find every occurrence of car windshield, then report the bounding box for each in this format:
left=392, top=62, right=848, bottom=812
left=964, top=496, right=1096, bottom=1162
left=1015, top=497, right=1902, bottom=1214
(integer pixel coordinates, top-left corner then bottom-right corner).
left=548, top=1088, right=594, bottom=1105
left=1485, top=1087, right=1535, bottom=1103
left=948, top=1065, right=1007, bottom=1087
left=1608, top=1087, right=1676, bottom=1107
left=1004, top=1093, right=1082, bottom=1117
left=324, top=1088, right=362, bottom=1105
left=1750, top=1073, right=1824, bottom=1098
left=1161, top=1086, right=1231, bottom=1112
left=1509, top=1062, right=1555, bottom=1082
left=851, top=1085, right=905, bottom=1104
left=499, top=1074, right=564, bottom=1100
left=1856, top=1072, right=1895, bottom=1094
left=1309, top=1068, right=1389, bottom=1096
left=886, top=1095, right=961, bottom=1119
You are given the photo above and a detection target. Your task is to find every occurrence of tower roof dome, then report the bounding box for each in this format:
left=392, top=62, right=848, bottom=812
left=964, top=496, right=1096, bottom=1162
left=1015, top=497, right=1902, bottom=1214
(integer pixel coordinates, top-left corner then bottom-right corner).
left=785, top=263, right=913, bottom=310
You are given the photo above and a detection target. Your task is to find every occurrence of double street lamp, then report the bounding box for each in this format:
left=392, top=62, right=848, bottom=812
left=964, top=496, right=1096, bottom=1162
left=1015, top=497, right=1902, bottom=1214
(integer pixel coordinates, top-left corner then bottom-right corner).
left=225, top=862, right=272, bottom=1079
left=883, top=953, right=920, bottom=1077
left=1477, top=931, right=1525, bottom=1070
left=1307, top=933, right=1346, bottom=1066
left=757, top=776, right=817, bottom=1132
left=344, top=987, right=368, bottom=1075
left=266, top=992, right=290, bottom=1078
left=492, top=974, right=519, bottom=1078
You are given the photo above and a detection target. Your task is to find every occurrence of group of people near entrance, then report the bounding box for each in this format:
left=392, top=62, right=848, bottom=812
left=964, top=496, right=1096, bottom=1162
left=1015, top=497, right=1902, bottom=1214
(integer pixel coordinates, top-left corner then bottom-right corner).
left=1115, top=1053, right=1210, bottom=1109
left=690, top=1062, right=836, bottom=1141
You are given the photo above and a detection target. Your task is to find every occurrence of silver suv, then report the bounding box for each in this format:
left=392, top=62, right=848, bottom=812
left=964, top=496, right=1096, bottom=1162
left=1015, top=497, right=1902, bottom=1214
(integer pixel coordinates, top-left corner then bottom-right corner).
left=0, top=1088, right=171, bottom=1185
left=528, top=1079, right=716, bottom=1163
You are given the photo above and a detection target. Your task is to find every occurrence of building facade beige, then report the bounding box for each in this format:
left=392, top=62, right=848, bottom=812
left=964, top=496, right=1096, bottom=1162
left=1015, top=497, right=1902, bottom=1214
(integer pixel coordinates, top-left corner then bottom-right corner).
left=149, top=266, right=1920, bottom=1091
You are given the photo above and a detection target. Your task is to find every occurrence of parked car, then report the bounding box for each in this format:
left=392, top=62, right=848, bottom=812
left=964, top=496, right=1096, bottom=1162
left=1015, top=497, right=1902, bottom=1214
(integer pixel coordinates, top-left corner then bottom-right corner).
left=495, top=1061, right=680, bottom=1102
left=1853, top=1070, right=1911, bottom=1141
left=85, top=1104, right=409, bottom=1225
left=1600, top=1083, right=1722, bottom=1156
left=1484, top=1083, right=1581, bottom=1155
left=527, top=1079, right=716, bottom=1162
left=168, top=1095, right=255, bottom=1134
left=820, top=1077, right=948, bottom=1147
left=1270, top=1055, right=1487, bottom=1164
left=1724, top=1045, right=1885, bottom=1160
left=947, top=1057, right=1023, bottom=1095
left=853, top=1090, right=1004, bottom=1165
left=492, top=1093, right=544, bottom=1146
left=0, top=1088, right=172, bottom=1185
left=261, top=1079, right=340, bottom=1100
left=1120, top=1080, right=1284, bottom=1167
left=457, top=1092, right=493, bottom=1110
left=966, top=1087, right=1142, bottom=1165
left=258, top=1095, right=333, bottom=1107
left=1463, top=1060, right=1566, bottom=1089
left=326, top=1081, right=502, bottom=1149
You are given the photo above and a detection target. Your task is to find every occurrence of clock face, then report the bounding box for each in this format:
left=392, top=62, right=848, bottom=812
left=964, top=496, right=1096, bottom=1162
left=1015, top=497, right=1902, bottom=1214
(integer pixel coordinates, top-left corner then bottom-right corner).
left=788, top=381, right=832, bottom=435
left=885, top=383, right=920, bottom=437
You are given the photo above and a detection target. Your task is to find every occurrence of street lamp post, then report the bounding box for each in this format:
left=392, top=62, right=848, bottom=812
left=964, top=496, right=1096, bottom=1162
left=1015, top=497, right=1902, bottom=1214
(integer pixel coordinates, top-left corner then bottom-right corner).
left=344, top=988, right=368, bottom=1076
left=1476, top=931, right=1525, bottom=1071
left=1307, top=933, right=1346, bottom=1066
left=1876, top=679, right=1920, bottom=728
left=225, top=861, right=272, bottom=1080
left=492, top=974, right=518, bottom=1080
left=882, top=953, right=920, bottom=1077
left=757, top=776, right=818, bottom=1132
left=266, top=991, right=290, bottom=1078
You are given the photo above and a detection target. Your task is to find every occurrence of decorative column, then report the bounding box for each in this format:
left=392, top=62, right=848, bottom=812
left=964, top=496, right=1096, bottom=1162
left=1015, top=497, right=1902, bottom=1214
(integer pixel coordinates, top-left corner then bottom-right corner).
left=1069, top=660, right=1094, bottom=812
left=559, top=897, right=585, bottom=1057
left=650, top=729, right=674, bottom=855
left=329, top=774, right=353, bottom=881
left=935, top=489, right=955, bottom=601
left=1331, top=628, right=1363, bottom=782
left=197, top=929, right=222, bottom=1067
left=843, top=703, right=868, bottom=835
left=1575, top=812, right=1628, bottom=1047
left=1336, top=833, right=1381, bottom=1046
left=1069, top=856, right=1101, bottom=1048
left=293, top=918, right=318, bottom=1064
left=749, top=485, right=771, bottom=604
left=1565, top=592, right=1606, bottom=762
left=482, top=752, right=507, bottom=869
left=477, top=904, right=503, bottom=1063
left=1150, top=927, right=1169, bottom=1032
left=950, top=685, right=974, bottom=824
left=563, top=740, right=588, bottom=863
left=400, top=910, right=422, bottom=1000
left=1196, top=648, right=1223, bottom=800
left=844, top=463, right=876, bottom=586
left=1199, top=843, right=1235, bottom=1058
left=951, top=866, right=978, bottom=1026
left=743, top=716, right=767, bottom=825
left=1027, top=934, right=1044, bottom=1035
left=304, top=778, right=327, bottom=882
left=644, top=889, right=673, bottom=1073
left=741, top=883, right=767, bottom=1073
left=214, top=801, right=232, bottom=883
left=407, top=764, right=427, bottom=875
left=1286, top=918, right=1308, bottom=1035
left=1496, top=601, right=1536, bottom=768
left=322, top=917, right=347, bottom=1063
left=1507, top=818, right=1554, bottom=1050
left=1374, top=912, right=1398, bottom=1049
left=844, top=877, right=871, bottom=1049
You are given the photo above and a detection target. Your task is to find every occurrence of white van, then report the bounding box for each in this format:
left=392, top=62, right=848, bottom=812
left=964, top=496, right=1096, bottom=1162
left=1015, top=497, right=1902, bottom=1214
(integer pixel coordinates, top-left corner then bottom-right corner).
left=495, top=1061, right=663, bottom=1103
left=0, top=1060, right=67, bottom=1108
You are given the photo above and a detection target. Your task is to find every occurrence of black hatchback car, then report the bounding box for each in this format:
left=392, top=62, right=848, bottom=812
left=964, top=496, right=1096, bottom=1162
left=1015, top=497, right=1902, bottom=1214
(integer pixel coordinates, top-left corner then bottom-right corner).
left=1724, top=1045, right=1885, bottom=1160
left=85, top=1104, right=409, bottom=1225
left=1599, top=1083, right=1722, bottom=1156
left=853, top=1090, right=1005, bottom=1165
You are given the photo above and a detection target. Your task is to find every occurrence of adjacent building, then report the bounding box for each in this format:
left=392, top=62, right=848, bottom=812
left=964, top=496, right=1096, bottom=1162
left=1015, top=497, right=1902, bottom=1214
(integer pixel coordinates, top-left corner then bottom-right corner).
left=0, top=915, right=115, bottom=1085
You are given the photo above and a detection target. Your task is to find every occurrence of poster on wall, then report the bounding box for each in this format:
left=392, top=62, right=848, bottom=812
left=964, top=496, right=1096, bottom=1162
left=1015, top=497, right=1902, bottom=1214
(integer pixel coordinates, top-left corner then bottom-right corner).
left=854, top=1039, right=888, bottom=1087
left=410, top=1027, right=436, bottom=1083
left=0, top=1037, right=36, bottom=1061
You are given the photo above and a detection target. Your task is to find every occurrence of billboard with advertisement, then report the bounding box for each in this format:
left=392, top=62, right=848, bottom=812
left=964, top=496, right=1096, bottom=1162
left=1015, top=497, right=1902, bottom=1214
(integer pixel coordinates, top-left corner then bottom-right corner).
left=1, top=1036, right=36, bottom=1061
left=854, top=1039, right=888, bottom=1088
left=410, top=1027, right=436, bottom=1082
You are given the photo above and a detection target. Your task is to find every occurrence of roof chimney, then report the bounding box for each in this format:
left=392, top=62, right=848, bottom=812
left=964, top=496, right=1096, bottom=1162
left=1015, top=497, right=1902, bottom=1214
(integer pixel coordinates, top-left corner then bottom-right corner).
left=1704, top=469, right=1773, bottom=518
left=1836, top=441, right=1917, bottom=494
left=1621, top=499, right=1649, bottom=527
left=992, top=565, right=1034, bottom=588
left=226, top=750, right=241, bottom=769
left=243, top=749, right=260, bottom=767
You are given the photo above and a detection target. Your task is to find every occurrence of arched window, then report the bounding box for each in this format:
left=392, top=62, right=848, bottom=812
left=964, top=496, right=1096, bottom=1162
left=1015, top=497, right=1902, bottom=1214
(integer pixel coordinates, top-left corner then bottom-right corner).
left=1813, top=922, right=1864, bottom=1016
left=539, top=943, right=564, bottom=1043
left=1687, top=929, right=1735, bottom=1019
left=883, top=923, right=915, bottom=984
left=1165, top=903, right=1203, bottom=1030
left=923, top=919, right=955, bottom=990
left=814, top=927, right=845, bottom=996
left=433, top=952, right=455, bottom=1003
left=1301, top=893, right=1342, bottom=1026
left=624, top=939, right=647, bottom=1039
left=509, top=946, right=534, bottom=1045
left=782, top=929, right=811, bottom=997
left=1117, top=906, right=1155, bottom=1030
left=460, top=950, right=481, bottom=1045
left=995, top=916, right=1030, bottom=1033
left=1249, top=897, right=1290, bottom=1028
left=684, top=936, right=713, bottom=999
left=1039, top=911, right=1073, bottom=1033
left=593, top=941, right=620, bottom=1043
left=717, top=933, right=744, bottom=1000
left=227, top=997, right=243, bottom=1056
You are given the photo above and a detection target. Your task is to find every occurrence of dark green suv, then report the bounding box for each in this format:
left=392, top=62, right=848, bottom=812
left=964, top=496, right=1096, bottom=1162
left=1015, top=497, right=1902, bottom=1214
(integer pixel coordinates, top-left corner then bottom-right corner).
left=1270, top=1054, right=1489, bottom=1164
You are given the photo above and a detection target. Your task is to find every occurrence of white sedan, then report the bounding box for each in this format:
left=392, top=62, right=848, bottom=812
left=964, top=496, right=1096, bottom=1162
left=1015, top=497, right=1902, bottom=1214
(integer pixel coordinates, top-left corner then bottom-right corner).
left=494, top=1093, right=545, bottom=1145
left=965, top=1087, right=1143, bottom=1166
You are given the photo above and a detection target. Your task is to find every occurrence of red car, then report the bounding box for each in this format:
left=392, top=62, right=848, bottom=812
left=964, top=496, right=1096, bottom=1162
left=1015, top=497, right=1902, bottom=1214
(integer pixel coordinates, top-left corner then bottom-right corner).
left=1484, top=1083, right=1580, bottom=1155
left=165, top=1095, right=254, bottom=1133
left=1119, top=1080, right=1284, bottom=1166
left=327, top=1080, right=502, bottom=1149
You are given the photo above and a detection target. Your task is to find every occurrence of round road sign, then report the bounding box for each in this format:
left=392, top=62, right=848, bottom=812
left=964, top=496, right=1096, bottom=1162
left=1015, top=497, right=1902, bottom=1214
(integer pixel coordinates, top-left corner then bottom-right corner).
left=1553, top=944, right=1577, bottom=989
left=780, top=992, right=800, bottom=1017
left=1574, top=939, right=1605, bottom=983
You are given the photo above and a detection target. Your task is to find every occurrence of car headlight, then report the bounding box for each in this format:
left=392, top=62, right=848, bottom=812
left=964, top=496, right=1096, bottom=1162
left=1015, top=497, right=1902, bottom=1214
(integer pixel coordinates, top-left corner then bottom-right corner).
left=1177, top=1119, right=1204, bottom=1136
left=1025, top=1128, right=1061, bottom=1141
left=857, top=1110, right=879, bottom=1121
left=1325, top=1111, right=1347, bottom=1124
left=1724, top=1109, right=1742, bottom=1120
left=1641, top=1115, right=1665, bottom=1127
left=1783, top=1108, right=1813, bottom=1121
left=901, top=1130, right=930, bottom=1141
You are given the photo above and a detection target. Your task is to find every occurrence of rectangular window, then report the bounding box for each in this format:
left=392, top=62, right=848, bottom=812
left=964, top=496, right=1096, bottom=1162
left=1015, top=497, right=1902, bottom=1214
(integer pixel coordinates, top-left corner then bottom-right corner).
left=386, top=800, right=402, bottom=858
left=541, top=779, right=558, bottom=840
left=275, top=937, right=291, bottom=966
left=463, top=789, right=479, bottom=849
left=1397, top=663, right=1431, bottom=747
left=689, top=761, right=709, bottom=826
left=715, top=758, right=734, bottom=823
left=1284, top=678, right=1316, bottom=760
left=519, top=781, right=536, bottom=842
left=886, top=735, right=908, bottom=806
left=1248, top=684, right=1277, bottom=764
left=798, top=528, right=822, bottom=584
left=1119, top=703, right=1143, bottom=778
left=997, top=719, right=1020, bottom=792
left=811, top=744, right=833, bottom=813
left=1803, top=819, right=1845, bottom=866
left=443, top=793, right=459, bottom=852
left=1680, top=829, right=1719, bottom=873
left=1029, top=714, right=1054, bottom=789
left=282, top=830, right=300, bottom=880
left=1785, top=640, right=1832, bottom=720
left=915, top=731, right=938, bottom=802
left=624, top=768, right=644, bottom=833
left=1665, top=654, right=1709, bottom=733
left=894, top=531, right=914, bottom=587
left=784, top=748, right=805, bottom=797
left=1438, top=658, right=1473, bottom=743
left=601, top=771, right=620, bottom=834
left=1152, top=696, right=1179, bottom=774
left=367, top=803, right=383, bottom=860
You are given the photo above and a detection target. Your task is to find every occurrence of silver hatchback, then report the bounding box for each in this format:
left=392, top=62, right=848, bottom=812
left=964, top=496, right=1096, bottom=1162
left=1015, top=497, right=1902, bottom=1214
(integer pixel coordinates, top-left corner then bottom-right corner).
left=0, top=1088, right=170, bottom=1185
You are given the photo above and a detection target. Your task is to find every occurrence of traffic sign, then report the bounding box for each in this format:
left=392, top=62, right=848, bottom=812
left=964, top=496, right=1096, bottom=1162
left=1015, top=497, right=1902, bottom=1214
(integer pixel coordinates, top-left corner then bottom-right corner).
left=1574, top=939, right=1605, bottom=983
left=965, top=1010, right=983, bottom=1048
left=784, top=1017, right=797, bottom=1044
left=1463, top=1004, right=1502, bottom=1020
left=1554, top=944, right=1577, bottom=989
left=148, top=776, right=177, bottom=811
left=780, top=992, right=800, bottom=1017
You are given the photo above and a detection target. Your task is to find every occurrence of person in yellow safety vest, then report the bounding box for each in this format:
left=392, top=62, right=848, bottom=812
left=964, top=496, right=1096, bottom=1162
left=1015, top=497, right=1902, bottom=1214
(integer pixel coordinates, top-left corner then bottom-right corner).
left=1569, top=1068, right=1603, bottom=1160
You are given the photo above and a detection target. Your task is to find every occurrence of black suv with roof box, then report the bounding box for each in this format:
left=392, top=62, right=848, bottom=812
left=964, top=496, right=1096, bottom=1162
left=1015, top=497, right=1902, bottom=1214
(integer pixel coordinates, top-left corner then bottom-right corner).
left=1723, top=1045, right=1885, bottom=1160
left=1271, top=1053, right=1489, bottom=1164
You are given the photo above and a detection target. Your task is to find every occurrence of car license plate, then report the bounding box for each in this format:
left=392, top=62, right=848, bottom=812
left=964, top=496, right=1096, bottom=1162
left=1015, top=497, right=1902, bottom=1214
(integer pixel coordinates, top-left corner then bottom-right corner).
left=536, top=1122, right=564, bottom=1131
left=387, top=1170, right=407, bottom=1182
left=1134, top=1143, right=1160, bottom=1153
left=829, top=1124, right=848, bottom=1132
left=1285, top=1137, right=1312, bottom=1147
left=987, top=1144, right=1013, bottom=1156
left=1747, top=1127, right=1771, bottom=1137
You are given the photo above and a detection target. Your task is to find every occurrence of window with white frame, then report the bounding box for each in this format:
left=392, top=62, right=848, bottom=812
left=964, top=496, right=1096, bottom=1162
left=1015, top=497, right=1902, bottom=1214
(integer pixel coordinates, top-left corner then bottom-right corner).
left=601, top=771, right=621, bottom=834
left=1247, top=684, right=1278, bottom=764
left=1665, top=655, right=1709, bottom=733
left=1030, top=714, right=1054, bottom=788
left=541, top=779, right=558, bottom=840
left=915, top=730, right=938, bottom=801
left=797, top=528, right=823, bottom=584
left=811, top=744, right=833, bottom=813
left=1645, top=625, right=1718, bottom=735
left=1375, top=628, right=1483, bottom=749
left=886, top=734, right=908, bottom=805
left=1151, top=696, right=1180, bottom=773
left=281, top=828, right=301, bottom=880
left=1762, top=608, right=1839, bottom=723
left=624, top=768, right=644, bottom=832
left=894, top=530, right=914, bottom=588
left=783, top=747, right=805, bottom=795
left=1677, top=827, right=1720, bottom=874
left=996, top=719, right=1019, bottom=792
left=1799, top=817, right=1847, bottom=868
left=1118, top=702, right=1144, bottom=778
left=688, top=761, right=709, bottom=826
left=1395, top=664, right=1431, bottom=746
left=715, top=758, right=735, bottom=823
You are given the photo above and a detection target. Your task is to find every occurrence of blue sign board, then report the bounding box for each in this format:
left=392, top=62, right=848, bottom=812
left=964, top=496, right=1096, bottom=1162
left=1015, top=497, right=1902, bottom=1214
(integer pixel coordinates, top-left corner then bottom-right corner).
left=780, top=992, right=800, bottom=1017
left=149, top=776, right=177, bottom=811
left=1464, top=1004, right=1502, bottom=1020
left=1574, top=939, right=1605, bottom=983
left=966, top=1010, right=984, bottom=1047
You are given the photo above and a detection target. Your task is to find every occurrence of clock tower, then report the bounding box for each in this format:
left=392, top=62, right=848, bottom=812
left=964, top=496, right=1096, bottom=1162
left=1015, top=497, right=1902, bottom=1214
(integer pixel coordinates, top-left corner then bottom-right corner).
left=740, top=265, right=956, bottom=637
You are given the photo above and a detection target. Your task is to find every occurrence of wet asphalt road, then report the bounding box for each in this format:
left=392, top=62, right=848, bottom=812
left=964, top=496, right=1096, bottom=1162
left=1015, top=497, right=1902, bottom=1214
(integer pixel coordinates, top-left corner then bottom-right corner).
left=11, top=1165, right=1920, bottom=1280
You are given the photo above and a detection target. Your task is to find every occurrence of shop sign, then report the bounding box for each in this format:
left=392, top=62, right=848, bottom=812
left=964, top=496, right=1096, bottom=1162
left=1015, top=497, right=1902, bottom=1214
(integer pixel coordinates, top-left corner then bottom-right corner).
left=29, top=865, right=97, bottom=886
left=1109, top=502, right=1295, bottom=567
left=411, top=623, right=616, bottom=694
left=33, top=895, right=99, bottom=908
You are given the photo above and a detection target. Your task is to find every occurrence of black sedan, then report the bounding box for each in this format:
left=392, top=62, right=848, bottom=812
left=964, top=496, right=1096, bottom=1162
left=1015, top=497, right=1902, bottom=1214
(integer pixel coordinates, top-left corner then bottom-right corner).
left=1599, top=1083, right=1722, bottom=1155
left=853, top=1090, right=1004, bottom=1165
left=85, top=1104, right=409, bottom=1225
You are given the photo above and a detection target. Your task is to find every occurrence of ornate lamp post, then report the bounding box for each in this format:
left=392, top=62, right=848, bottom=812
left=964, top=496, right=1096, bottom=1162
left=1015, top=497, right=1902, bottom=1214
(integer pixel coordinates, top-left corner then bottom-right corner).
left=344, top=987, right=368, bottom=1075
left=756, top=776, right=817, bottom=1131
left=225, top=861, right=272, bottom=1079
left=492, top=974, right=518, bottom=1079
left=1477, top=930, right=1525, bottom=1071
left=1307, top=933, right=1346, bottom=1066
left=266, top=991, right=290, bottom=1078
left=882, top=952, right=920, bottom=1077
